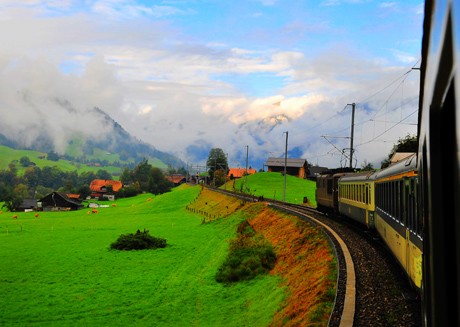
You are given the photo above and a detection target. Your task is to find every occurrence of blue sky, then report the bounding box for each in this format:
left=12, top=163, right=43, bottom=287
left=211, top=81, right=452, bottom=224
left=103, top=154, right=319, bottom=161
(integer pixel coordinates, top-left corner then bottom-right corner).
left=0, top=0, right=424, bottom=169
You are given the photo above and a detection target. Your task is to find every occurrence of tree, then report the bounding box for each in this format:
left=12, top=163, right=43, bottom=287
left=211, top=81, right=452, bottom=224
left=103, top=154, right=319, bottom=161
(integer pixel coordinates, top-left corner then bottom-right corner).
left=23, top=166, right=41, bottom=189
left=148, top=167, right=173, bottom=195
left=119, top=167, right=133, bottom=185
left=206, top=148, right=228, bottom=186
left=2, top=184, right=27, bottom=212
left=47, top=151, right=59, bottom=161
left=381, top=133, right=418, bottom=168
left=361, top=160, right=374, bottom=171
left=19, top=156, right=31, bottom=167
left=96, top=169, right=112, bottom=180
left=132, top=159, right=152, bottom=191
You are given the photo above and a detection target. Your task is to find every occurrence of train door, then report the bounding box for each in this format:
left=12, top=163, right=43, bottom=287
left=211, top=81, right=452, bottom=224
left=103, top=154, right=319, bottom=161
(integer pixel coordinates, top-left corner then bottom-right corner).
left=403, top=178, right=411, bottom=277
left=404, top=176, right=418, bottom=286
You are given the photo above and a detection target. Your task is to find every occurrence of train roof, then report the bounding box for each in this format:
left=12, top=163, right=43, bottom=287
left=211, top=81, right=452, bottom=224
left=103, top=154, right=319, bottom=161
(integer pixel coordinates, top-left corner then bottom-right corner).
left=339, top=170, right=376, bottom=182
left=373, top=153, right=417, bottom=180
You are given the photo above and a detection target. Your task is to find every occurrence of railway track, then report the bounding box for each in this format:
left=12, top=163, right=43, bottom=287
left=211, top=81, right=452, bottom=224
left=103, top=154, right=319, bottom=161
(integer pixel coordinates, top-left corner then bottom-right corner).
left=206, top=187, right=421, bottom=326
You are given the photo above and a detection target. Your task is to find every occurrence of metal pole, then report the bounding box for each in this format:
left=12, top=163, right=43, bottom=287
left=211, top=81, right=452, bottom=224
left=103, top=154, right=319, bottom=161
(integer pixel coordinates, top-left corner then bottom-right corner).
left=349, top=103, right=355, bottom=169
left=283, top=131, right=288, bottom=202
left=245, top=145, right=249, bottom=190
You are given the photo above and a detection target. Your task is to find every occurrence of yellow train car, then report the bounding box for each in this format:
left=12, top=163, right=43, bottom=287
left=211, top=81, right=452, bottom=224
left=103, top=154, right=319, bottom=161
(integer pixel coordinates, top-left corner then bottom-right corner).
left=373, top=154, right=422, bottom=289
left=316, top=171, right=351, bottom=214
left=338, top=171, right=375, bottom=228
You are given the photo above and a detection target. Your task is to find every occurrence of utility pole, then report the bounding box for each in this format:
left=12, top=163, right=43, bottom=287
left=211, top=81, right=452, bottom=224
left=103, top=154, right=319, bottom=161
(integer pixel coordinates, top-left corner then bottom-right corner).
left=283, top=131, right=288, bottom=202
left=348, top=103, right=355, bottom=169
left=245, top=145, right=249, bottom=189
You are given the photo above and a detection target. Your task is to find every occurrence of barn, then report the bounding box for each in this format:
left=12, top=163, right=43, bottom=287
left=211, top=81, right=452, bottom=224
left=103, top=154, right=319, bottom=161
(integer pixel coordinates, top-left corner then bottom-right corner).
left=228, top=168, right=257, bottom=179
left=38, top=192, right=83, bottom=211
left=264, top=157, right=309, bottom=179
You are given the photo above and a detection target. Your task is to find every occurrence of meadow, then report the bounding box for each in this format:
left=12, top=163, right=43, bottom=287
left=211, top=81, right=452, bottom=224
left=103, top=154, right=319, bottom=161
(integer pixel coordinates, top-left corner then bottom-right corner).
left=0, top=185, right=285, bottom=326
left=227, top=172, right=317, bottom=206
left=0, top=145, right=123, bottom=176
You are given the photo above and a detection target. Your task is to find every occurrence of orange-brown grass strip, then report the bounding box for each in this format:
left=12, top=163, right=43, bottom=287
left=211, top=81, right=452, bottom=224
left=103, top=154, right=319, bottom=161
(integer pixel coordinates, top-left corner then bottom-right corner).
left=187, top=188, right=244, bottom=218
left=249, top=205, right=336, bottom=326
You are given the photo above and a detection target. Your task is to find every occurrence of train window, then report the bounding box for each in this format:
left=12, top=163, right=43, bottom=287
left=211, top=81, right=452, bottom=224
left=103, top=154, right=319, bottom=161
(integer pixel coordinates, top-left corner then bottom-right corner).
left=365, top=185, right=368, bottom=204
left=327, top=179, right=333, bottom=195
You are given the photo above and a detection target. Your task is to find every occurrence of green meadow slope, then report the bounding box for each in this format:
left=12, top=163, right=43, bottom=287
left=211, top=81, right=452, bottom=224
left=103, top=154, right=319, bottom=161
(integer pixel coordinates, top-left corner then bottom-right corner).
left=0, top=144, right=169, bottom=177
left=227, top=172, right=317, bottom=206
left=0, top=145, right=123, bottom=176
left=0, top=185, right=285, bottom=326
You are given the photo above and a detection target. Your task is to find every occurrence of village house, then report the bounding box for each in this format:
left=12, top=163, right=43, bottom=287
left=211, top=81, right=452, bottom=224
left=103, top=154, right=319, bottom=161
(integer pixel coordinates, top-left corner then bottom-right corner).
left=264, top=157, right=309, bottom=179
left=89, top=179, right=123, bottom=200
left=38, top=192, right=83, bottom=211
left=227, top=168, right=257, bottom=179
left=166, top=174, right=187, bottom=186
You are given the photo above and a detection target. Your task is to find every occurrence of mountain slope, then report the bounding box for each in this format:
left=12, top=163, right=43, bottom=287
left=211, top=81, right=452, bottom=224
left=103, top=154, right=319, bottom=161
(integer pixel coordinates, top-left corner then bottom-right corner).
left=0, top=106, right=184, bottom=169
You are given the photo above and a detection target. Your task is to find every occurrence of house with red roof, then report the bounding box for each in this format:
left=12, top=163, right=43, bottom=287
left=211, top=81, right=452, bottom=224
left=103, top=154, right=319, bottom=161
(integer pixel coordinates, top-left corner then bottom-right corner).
left=89, top=179, right=123, bottom=199
left=228, top=168, right=257, bottom=179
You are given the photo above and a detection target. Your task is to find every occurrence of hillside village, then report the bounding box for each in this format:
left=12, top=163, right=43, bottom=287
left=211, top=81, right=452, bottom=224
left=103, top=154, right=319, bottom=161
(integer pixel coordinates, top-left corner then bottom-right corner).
left=4, top=152, right=326, bottom=213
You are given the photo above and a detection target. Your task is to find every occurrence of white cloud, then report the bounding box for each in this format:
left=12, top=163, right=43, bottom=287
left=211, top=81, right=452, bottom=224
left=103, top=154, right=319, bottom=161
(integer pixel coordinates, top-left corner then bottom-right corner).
left=0, top=0, right=422, bottom=169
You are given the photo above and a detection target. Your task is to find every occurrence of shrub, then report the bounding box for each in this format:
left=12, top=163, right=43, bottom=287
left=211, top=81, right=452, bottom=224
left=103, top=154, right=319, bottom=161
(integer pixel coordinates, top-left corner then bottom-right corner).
left=110, top=229, right=167, bottom=251
left=216, top=220, right=276, bottom=283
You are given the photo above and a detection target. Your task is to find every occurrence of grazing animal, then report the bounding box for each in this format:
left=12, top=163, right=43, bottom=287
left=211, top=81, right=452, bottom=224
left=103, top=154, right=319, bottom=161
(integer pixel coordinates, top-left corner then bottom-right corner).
left=92, top=209, right=98, bottom=214
left=12, top=215, right=18, bottom=219
left=34, top=214, right=39, bottom=218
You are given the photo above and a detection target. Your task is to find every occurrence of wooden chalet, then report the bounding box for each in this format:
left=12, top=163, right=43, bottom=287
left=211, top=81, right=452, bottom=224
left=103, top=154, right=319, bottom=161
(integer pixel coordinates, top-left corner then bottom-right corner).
left=38, top=192, right=83, bottom=211
left=89, top=179, right=123, bottom=199
left=17, top=199, right=38, bottom=212
left=166, top=174, right=186, bottom=186
left=228, top=168, right=257, bottom=179
left=264, top=157, right=309, bottom=179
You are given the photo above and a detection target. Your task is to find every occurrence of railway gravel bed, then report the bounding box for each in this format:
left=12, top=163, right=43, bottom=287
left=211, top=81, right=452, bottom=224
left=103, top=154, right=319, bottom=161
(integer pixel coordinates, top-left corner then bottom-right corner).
left=316, top=213, right=422, bottom=326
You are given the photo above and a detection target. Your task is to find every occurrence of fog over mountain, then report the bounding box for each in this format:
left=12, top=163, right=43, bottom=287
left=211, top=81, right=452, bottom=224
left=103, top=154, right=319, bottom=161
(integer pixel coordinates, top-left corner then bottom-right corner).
left=0, top=1, right=422, bottom=170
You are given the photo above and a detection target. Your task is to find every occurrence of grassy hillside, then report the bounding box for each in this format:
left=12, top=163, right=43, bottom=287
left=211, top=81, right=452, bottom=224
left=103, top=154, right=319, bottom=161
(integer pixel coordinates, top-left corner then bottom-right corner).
left=0, top=186, right=286, bottom=326
left=227, top=172, right=317, bottom=206
left=0, top=145, right=167, bottom=176
left=0, top=145, right=123, bottom=176
left=187, top=188, right=336, bottom=325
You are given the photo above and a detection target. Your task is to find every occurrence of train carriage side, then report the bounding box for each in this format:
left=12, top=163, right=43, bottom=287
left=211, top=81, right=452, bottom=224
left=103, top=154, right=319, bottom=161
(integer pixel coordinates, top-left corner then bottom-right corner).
left=373, top=154, right=423, bottom=289
left=337, top=171, right=376, bottom=228
left=316, top=172, right=351, bottom=214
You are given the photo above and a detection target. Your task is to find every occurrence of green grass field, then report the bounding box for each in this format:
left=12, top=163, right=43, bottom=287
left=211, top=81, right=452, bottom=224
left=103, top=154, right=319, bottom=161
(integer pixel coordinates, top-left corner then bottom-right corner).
left=0, top=145, right=124, bottom=176
left=0, top=186, right=285, bottom=326
left=0, top=145, right=168, bottom=176
left=228, top=172, right=317, bottom=206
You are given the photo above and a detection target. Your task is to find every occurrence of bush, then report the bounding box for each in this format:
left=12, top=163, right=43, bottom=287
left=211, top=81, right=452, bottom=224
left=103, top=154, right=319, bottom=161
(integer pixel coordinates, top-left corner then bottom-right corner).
left=110, top=229, right=167, bottom=251
left=215, top=220, right=276, bottom=283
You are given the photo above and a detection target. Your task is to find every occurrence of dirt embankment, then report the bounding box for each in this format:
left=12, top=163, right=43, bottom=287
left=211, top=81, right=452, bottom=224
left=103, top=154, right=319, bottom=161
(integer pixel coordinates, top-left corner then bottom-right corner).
left=190, top=188, right=336, bottom=326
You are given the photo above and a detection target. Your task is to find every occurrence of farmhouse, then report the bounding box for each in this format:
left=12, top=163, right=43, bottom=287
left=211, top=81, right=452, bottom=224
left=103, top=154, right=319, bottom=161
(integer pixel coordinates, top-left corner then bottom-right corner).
left=17, top=199, right=38, bottom=212
left=166, top=174, right=187, bottom=186
left=228, top=168, right=257, bottom=179
left=264, top=157, right=309, bottom=179
left=39, top=192, right=84, bottom=211
left=90, top=179, right=123, bottom=199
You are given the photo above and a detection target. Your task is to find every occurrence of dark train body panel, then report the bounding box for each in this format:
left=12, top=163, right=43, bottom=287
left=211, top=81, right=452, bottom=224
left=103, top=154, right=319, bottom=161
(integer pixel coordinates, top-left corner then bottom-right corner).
left=417, top=0, right=460, bottom=325
left=313, top=0, right=459, bottom=324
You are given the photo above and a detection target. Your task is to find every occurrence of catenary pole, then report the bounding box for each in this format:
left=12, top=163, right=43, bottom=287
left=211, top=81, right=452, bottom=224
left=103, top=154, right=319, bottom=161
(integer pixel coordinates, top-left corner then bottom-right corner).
left=283, top=131, right=288, bottom=202
left=348, top=103, right=355, bottom=169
